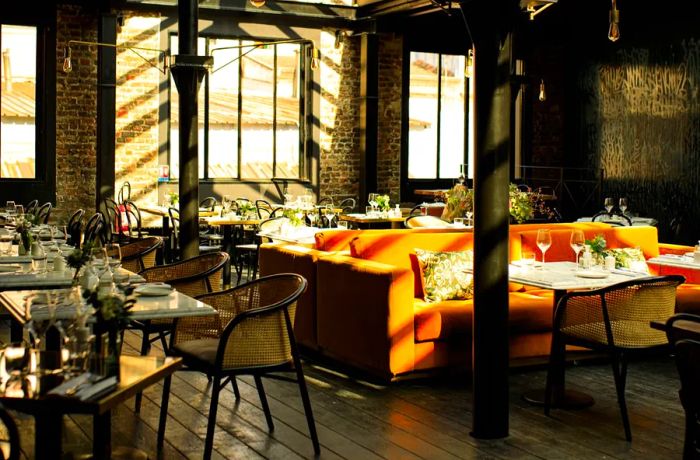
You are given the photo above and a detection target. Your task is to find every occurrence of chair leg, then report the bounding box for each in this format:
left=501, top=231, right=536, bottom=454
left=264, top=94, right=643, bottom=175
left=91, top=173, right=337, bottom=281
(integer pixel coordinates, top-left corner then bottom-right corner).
left=134, top=323, right=152, bottom=413
left=230, top=377, right=241, bottom=400
left=293, top=358, right=320, bottom=454
left=254, top=375, right=274, bottom=431
left=157, top=375, right=172, bottom=457
left=610, top=351, right=632, bottom=441
left=204, top=376, right=222, bottom=460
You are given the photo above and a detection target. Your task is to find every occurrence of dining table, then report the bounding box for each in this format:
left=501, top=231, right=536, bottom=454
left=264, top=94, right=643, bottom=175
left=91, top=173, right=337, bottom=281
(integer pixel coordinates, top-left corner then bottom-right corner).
left=506, top=261, right=649, bottom=408
left=339, top=213, right=405, bottom=229
left=646, top=253, right=700, bottom=283
left=203, top=215, right=261, bottom=286
left=0, top=354, right=182, bottom=459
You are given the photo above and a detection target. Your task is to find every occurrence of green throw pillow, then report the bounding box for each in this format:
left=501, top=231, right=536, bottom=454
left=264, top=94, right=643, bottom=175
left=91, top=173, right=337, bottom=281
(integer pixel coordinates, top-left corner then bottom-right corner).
left=609, top=247, right=649, bottom=273
left=415, top=249, right=474, bottom=303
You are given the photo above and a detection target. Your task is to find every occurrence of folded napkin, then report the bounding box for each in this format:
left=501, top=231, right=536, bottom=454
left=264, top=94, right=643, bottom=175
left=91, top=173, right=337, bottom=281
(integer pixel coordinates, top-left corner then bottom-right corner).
left=0, top=264, right=20, bottom=273
left=48, top=373, right=118, bottom=401
left=0, top=256, right=31, bottom=263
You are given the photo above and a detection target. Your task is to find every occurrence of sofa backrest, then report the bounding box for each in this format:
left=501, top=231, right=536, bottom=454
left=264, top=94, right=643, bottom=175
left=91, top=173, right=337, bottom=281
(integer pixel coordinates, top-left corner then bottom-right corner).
left=350, top=231, right=474, bottom=297
left=315, top=227, right=467, bottom=252
left=516, top=225, right=659, bottom=263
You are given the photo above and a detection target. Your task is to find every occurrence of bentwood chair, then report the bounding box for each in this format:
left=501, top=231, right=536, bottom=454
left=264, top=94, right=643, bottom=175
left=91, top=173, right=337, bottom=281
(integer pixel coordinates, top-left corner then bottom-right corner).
left=156, top=274, right=320, bottom=459
left=120, top=236, right=163, bottom=273
left=545, top=275, right=685, bottom=441
left=25, top=200, right=39, bottom=216
left=130, top=251, right=229, bottom=412
left=339, top=197, right=356, bottom=213
left=66, top=208, right=85, bottom=247
left=82, top=213, right=105, bottom=247
left=665, top=313, right=700, bottom=459
left=117, top=181, right=131, bottom=204
left=123, top=200, right=149, bottom=240
left=35, top=202, right=52, bottom=224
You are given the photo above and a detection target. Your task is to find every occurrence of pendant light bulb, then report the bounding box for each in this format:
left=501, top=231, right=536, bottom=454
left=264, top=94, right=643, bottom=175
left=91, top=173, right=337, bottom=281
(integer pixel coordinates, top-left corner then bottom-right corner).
left=62, top=46, right=72, bottom=73
left=250, top=0, right=266, bottom=7
left=310, top=47, right=320, bottom=71
left=608, top=1, right=620, bottom=42
left=538, top=79, right=546, bottom=102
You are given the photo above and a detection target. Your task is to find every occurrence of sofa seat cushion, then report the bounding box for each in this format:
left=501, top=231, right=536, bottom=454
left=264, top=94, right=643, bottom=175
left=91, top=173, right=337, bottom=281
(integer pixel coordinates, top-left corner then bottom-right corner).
left=413, top=290, right=554, bottom=343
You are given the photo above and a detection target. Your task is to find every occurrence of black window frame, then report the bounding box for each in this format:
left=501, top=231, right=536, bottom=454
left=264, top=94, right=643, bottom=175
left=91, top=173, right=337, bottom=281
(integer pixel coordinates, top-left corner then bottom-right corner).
left=167, top=34, right=313, bottom=183
left=400, top=49, right=470, bottom=201
left=0, top=17, right=55, bottom=206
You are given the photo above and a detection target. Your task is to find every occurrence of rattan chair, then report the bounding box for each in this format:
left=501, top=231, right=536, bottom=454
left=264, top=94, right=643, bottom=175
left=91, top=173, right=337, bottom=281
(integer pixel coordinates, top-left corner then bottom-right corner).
left=131, top=251, right=229, bottom=412
left=404, top=215, right=452, bottom=228
left=545, top=275, right=685, bottom=441
left=156, top=273, right=320, bottom=459
left=665, top=313, right=700, bottom=459
left=121, top=236, right=163, bottom=273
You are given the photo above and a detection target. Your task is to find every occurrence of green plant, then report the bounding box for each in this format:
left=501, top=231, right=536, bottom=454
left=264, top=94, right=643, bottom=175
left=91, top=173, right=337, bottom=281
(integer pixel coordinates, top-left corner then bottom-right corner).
left=16, top=214, right=37, bottom=250
left=237, top=200, right=256, bottom=216
left=375, top=195, right=391, bottom=212
left=86, top=289, right=135, bottom=332
left=585, top=234, right=609, bottom=262
left=65, top=241, right=95, bottom=283
left=168, top=192, right=179, bottom=206
left=282, top=207, right=305, bottom=226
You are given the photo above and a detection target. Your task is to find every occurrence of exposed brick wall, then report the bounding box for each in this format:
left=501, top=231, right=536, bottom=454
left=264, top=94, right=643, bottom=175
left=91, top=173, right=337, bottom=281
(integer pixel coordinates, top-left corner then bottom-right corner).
left=318, top=31, right=361, bottom=205
left=115, top=13, right=162, bottom=225
left=376, top=34, right=402, bottom=204
left=55, top=5, right=98, bottom=221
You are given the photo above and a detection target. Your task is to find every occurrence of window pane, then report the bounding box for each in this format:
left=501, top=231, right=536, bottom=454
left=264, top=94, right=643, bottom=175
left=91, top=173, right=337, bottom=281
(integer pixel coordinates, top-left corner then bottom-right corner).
left=1, top=25, right=37, bottom=179
left=275, top=43, right=301, bottom=178
left=169, top=36, right=205, bottom=179
left=208, top=38, right=239, bottom=178
left=438, top=54, right=466, bottom=179
left=408, top=52, right=438, bottom=179
left=240, top=41, right=274, bottom=179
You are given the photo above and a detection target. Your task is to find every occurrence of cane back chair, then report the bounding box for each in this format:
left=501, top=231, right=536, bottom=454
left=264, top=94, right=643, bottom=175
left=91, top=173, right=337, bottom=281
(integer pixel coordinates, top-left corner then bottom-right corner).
left=545, top=275, right=685, bottom=441
left=120, top=236, right=163, bottom=273
left=156, top=273, right=319, bottom=459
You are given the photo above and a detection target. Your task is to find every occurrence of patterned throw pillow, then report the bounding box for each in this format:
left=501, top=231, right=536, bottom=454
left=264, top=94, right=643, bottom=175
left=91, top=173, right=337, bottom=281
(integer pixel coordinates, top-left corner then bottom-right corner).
left=609, top=247, right=649, bottom=273
left=415, top=249, right=474, bottom=303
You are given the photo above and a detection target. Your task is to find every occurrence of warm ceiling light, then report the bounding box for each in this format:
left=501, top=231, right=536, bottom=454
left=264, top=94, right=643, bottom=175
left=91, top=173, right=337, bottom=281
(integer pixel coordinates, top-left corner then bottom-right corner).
left=62, top=46, right=72, bottom=73
left=608, top=0, right=620, bottom=42
left=250, top=0, right=266, bottom=7
left=538, top=79, right=546, bottom=102
left=310, top=47, right=320, bottom=70
left=520, top=0, right=558, bottom=20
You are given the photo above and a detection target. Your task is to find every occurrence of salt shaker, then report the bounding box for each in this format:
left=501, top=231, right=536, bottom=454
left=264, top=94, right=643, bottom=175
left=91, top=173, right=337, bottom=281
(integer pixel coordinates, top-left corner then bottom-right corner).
left=604, top=254, right=616, bottom=271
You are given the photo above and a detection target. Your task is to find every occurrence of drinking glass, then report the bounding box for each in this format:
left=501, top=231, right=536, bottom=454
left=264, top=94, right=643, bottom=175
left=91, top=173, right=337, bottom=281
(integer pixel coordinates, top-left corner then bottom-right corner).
left=89, top=246, right=108, bottom=278
left=105, top=243, right=122, bottom=272
left=368, top=193, right=378, bottom=211
left=465, top=211, right=473, bottom=226
left=2, top=344, right=29, bottom=380
left=619, top=197, right=628, bottom=215
left=0, top=235, right=12, bottom=256
left=536, top=229, right=552, bottom=265
left=325, top=205, right=336, bottom=227
left=5, top=201, right=15, bottom=215
left=14, top=205, right=23, bottom=217
left=570, top=229, right=585, bottom=269
left=604, top=197, right=614, bottom=214
left=31, top=244, right=47, bottom=274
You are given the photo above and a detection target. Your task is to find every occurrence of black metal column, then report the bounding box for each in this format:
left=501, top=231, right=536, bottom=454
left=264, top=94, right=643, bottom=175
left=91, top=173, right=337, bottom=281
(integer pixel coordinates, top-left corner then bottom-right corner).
left=471, top=1, right=517, bottom=439
left=96, top=13, right=117, bottom=209
left=359, top=33, right=379, bottom=205
left=171, top=0, right=209, bottom=259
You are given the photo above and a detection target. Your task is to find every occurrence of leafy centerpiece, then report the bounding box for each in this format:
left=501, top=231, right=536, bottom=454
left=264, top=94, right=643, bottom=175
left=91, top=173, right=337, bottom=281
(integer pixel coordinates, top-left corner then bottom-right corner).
left=16, top=213, right=38, bottom=255
left=375, top=194, right=391, bottom=212
left=439, top=183, right=553, bottom=224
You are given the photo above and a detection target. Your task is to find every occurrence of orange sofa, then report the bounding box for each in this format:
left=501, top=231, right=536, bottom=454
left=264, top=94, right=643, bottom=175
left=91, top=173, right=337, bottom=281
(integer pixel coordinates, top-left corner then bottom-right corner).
left=260, top=223, right=699, bottom=381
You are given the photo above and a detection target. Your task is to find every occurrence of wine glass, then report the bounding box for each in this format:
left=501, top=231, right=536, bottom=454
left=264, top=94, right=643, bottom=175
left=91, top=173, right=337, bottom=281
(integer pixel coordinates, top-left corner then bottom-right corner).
left=105, top=243, right=122, bottom=273
left=465, top=211, right=473, bottom=227
left=619, top=197, right=628, bottom=215
left=570, top=230, right=585, bottom=269
left=5, top=201, right=15, bottom=216
left=368, top=193, right=378, bottom=211
left=325, top=205, right=336, bottom=228
left=604, top=197, right=615, bottom=214
left=89, top=246, right=108, bottom=279
left=536, top=229, right=552, bottom=265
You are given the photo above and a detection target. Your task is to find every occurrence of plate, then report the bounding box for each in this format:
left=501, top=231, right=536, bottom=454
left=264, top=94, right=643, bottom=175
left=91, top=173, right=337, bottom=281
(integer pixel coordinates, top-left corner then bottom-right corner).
left=134, top=283, right=174, bottom=296
left=575, top=270, right=610, bottom=279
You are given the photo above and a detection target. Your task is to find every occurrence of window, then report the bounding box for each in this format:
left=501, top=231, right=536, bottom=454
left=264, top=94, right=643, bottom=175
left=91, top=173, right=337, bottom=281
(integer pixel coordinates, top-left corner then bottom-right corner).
left=169, top=36, right=309, bottom=181
left=407, top=52, right=467, bottom=180
left=0, top=25, right=37, bottom=179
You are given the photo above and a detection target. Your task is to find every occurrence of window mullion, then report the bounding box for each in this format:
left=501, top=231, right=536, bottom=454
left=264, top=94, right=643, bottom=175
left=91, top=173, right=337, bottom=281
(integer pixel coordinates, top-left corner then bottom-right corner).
left=273, top=45, right=277, bottom=177
left=237, top=42, right=243, bottom=181
left=203, top=39, right=210, bottom=180
left=436, top=54, right=442, bottom=179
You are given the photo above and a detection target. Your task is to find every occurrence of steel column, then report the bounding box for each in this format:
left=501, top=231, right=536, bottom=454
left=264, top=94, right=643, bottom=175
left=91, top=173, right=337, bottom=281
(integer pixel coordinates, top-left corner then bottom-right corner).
left=471, top=1, right=517, bottom=439
left=359, top=33, right=379, bottom=205
left=96, top=13, right=117, bottom=209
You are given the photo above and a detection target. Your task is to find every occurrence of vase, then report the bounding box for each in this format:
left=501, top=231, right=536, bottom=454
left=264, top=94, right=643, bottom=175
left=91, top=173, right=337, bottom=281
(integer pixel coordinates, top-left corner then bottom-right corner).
left=92, top=328, right=121, bottom=380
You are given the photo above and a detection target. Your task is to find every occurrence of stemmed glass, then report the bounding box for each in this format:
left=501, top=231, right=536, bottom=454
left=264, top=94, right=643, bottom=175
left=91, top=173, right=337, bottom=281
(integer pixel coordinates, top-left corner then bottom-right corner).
left=570, top=230, right=585, bottom=270
left=604, top=197, right=615, bottom=214
left=619, top=197, right=628, bottom=215
left=325, top=205, right=336, bottom=228
left=368, top=193, right=378, bottom=212
left=5, top=201, right=15, bottom=216
left=105, top=243, right=122, bottom=272
left=536, top=229, right=552, bottom=265
left=465, top=211, right=473, bottom=227
left=89, top=246, right=109, bottom=280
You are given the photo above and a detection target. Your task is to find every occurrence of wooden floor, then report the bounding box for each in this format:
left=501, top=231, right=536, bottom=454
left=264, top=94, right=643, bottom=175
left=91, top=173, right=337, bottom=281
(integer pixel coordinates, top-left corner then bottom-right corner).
left=9, top=330, right=687, bottom=459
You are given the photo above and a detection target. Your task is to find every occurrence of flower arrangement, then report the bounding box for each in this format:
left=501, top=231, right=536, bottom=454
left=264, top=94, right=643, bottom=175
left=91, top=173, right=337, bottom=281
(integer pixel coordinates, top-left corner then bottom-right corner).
left=86, top=289, right=135, bottom=332
left=585, top=234, right=608, bottom=264
left=439, top=183, right=553, bottom=224
left=375, top=194, right=391, bottom=212
left=237, top=200, right=257, bottom=218
left=65, top=241, right=94, bottom=284
left=282, top=207, right=305, bottom=226
left=16, top=213, right=38, bottom=253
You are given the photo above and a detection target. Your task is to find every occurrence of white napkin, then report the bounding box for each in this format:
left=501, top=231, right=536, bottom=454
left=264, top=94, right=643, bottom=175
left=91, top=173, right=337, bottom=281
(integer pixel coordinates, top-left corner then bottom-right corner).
left=135, top=283, right=173, bottom=296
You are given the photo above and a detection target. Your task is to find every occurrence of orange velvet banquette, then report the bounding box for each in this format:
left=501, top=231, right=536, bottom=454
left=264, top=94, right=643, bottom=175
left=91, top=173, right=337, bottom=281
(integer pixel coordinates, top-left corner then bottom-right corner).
left=259, top=222, right=698, bottom=381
